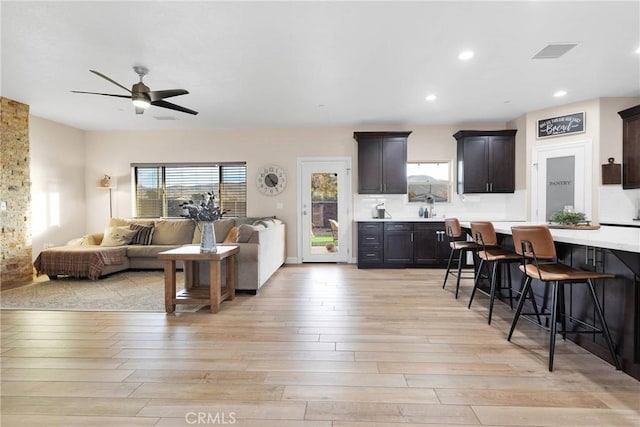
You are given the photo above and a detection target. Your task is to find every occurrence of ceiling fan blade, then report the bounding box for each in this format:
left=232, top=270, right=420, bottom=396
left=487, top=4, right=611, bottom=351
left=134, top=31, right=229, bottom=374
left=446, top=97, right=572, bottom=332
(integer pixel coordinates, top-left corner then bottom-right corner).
left=89, top=70, right=132, bottom=94
left=71, top=90, right=131, bottom=99
left=148, top=89, right=189, bottom=102
left=151, top=99, right=198, bottom=115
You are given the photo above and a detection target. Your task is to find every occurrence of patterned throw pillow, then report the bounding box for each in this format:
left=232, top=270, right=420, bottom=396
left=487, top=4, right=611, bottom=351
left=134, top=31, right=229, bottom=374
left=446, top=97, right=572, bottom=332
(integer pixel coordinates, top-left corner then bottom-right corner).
left=129, top=224, right=154, bottom=245
left=100, top=226, right=138, bottom=247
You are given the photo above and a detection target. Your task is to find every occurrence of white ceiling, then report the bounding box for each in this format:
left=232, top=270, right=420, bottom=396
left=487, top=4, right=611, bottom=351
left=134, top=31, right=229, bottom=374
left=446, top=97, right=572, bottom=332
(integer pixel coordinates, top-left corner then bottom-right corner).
left=2, top=1, right=639, bottom=131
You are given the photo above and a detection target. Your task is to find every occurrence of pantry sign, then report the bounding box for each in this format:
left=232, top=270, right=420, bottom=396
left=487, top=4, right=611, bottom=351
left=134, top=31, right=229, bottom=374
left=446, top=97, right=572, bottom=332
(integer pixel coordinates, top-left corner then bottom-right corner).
left=537, top=112, right=585, bottom=139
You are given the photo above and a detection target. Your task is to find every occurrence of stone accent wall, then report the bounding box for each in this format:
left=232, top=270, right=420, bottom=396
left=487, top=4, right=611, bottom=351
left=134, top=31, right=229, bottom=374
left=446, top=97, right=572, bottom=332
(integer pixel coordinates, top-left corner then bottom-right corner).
left=1, top=97, right=33, bottom=288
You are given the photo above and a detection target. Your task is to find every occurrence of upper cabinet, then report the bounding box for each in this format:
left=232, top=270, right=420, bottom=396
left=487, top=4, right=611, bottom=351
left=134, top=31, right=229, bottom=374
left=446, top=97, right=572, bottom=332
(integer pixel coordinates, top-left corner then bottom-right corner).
left=354, top=131, right=411, bottom=194
left=618, top=105, right=640, bottom=189
left=453, top=129, right=517, bottom=194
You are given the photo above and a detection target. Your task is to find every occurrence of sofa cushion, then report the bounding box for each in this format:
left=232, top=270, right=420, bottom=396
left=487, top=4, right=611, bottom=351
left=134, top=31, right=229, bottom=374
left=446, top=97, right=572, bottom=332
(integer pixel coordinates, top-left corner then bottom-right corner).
left=129, top=224, right=154, bottom=245
left=237, top=223, right=266, bottom=243
left=126, top=244, right=181, bottom=258
left=152, top=220, right=195, bottom=245
left=101, top=226, right=137, bottom=246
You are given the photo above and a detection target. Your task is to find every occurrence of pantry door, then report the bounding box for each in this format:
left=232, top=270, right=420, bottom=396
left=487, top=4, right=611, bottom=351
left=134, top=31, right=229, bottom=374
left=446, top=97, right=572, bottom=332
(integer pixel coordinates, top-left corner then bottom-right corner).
left=298, top=158, right=352, bottom=263
left=531, top=140, right=592, bottom=222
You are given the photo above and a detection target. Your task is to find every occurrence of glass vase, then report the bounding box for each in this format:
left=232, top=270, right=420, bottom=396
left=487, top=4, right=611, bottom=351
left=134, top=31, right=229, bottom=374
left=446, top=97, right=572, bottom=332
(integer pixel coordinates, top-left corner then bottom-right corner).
left=200, top=221, right=217, bottom=253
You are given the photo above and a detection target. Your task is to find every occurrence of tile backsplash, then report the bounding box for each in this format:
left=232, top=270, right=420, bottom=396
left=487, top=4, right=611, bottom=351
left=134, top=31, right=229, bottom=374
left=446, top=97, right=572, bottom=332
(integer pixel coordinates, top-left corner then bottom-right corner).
left=354, top=190, right=527, bottom=221
left=599, top=187, right=640, bottom=225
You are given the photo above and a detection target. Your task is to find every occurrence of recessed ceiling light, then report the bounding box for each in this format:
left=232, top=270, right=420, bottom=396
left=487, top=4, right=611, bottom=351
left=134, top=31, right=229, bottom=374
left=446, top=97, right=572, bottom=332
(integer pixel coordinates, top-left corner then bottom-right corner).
left=553, top=90, right=567, bottom=98
left=636, top=46, right=640, bottom=54
left=425, top=94, right=437, bottom=102
left=458, top=50, right=474, bottom=61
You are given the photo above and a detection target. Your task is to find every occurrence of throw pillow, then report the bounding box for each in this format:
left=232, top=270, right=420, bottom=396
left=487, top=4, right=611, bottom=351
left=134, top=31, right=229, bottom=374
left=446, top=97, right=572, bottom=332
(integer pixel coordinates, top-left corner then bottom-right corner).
left=129, top=224, right=154, bottom=245
left=152, top=220, right=195, bottom=245
left=100, top=226, right=138, bottom=246
left=223, top=226, right=238, bottom=243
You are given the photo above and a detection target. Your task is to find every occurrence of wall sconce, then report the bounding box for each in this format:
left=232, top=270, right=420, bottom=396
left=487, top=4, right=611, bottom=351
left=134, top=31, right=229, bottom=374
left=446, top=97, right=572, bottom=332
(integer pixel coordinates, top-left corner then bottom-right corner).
left=99, top=174, right=112, bottom=188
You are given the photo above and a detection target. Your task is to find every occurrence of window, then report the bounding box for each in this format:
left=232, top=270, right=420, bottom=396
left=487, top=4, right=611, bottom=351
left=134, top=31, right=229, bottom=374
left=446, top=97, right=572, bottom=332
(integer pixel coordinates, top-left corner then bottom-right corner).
left=407, top=161, right=451, bottom=203
left=133, top=163, right=247, bottom=218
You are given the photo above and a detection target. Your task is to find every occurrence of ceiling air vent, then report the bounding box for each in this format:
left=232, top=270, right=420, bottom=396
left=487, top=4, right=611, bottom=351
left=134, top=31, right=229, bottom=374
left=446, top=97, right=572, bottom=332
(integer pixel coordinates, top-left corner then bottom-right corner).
left=153, top=116, right=177, bottom=121
left=532, top=43, right=578, bottom=59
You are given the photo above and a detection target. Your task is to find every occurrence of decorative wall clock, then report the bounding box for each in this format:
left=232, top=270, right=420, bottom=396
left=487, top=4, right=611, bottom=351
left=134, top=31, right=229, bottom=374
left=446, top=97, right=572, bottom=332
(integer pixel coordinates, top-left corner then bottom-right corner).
left=256, top=165, right=287, bottom=195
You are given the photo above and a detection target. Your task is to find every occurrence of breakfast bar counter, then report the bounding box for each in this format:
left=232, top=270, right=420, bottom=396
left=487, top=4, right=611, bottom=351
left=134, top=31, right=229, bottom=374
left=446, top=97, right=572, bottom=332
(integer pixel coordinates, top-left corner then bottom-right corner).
left=464, top=221, right=640, bottom=253
left=459, top=221, right=640, bottom=379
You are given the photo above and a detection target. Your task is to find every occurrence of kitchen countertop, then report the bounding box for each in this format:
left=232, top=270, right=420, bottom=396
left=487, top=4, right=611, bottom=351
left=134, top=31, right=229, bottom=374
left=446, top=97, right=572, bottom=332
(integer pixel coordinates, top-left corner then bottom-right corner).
left=461, top=221, right=640, bottom=253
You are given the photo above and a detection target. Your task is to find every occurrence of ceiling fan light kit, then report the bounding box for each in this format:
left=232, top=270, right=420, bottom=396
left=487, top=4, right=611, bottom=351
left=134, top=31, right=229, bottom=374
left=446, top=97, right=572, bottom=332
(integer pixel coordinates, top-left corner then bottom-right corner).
left=71, top=66, right=198, bottom=115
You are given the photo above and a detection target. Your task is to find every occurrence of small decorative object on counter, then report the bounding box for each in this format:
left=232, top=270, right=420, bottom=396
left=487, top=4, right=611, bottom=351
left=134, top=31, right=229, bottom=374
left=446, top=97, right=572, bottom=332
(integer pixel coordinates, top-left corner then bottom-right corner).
left=549, top=210, right=587, bottom=225
left=418, top=207, right=424, bottom=217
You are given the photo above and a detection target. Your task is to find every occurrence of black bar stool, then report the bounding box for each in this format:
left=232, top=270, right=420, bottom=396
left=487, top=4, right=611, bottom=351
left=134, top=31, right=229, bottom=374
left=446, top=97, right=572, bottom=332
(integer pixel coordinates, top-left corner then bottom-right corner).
left=467, top=221, right=522, bottom=324
left=508, top=225, right=620, bottom=372
left=442, top=218, right=479, bottom=299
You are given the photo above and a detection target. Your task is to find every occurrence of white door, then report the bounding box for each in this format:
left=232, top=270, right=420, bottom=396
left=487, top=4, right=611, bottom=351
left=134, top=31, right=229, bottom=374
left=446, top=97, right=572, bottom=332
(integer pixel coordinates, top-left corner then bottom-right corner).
left=531, top=140, right=592, bottom=222
left=298, top=158, right=351, bottom=263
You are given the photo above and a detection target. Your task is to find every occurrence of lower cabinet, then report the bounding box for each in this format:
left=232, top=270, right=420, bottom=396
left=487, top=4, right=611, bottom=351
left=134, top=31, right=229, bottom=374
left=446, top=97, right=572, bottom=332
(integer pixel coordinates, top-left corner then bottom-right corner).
left=384, top=223, right=413, bottom=264
left=358, top=221, right=447, bottom=268
left=414, top=223, right=448, bottom=265
left=357, top=222, right=383, bottom=266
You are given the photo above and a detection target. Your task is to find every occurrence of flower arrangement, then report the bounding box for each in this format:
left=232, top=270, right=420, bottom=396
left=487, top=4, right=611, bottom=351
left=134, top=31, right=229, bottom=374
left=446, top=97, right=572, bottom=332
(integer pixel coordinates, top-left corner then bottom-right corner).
left=179, top=192, right=226, bottom=222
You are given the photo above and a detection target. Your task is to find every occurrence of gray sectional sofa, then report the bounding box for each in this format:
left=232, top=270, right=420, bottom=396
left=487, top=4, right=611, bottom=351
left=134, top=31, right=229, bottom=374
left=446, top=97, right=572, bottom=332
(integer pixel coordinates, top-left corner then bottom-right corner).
left=33, top=217, right=286, bottom=292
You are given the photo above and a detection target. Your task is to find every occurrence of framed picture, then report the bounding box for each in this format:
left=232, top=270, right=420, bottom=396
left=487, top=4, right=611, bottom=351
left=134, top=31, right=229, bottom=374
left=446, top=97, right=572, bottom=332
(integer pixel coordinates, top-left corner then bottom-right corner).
left=537, top=112, right=585, bottom=139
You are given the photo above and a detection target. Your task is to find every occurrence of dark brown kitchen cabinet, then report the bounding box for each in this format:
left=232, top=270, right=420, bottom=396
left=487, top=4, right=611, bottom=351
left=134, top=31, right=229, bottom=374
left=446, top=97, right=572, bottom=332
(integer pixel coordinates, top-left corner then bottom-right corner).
left=383, top=223, right=413, bottom=264
left=357, top=221, right=447, bottom=268
left=454, top=130, right=517, bottom=194
left=357, top=222, right=383, bottom=267
left=618, top=105, right=640, bottom=189
left=413, top=222, right=448, bottom=265
left=354, top=131, right=411, bottom=194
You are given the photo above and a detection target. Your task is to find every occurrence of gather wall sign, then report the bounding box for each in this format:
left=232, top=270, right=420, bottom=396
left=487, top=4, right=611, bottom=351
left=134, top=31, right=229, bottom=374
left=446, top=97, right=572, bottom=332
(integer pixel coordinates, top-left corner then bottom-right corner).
left=537, top=112, right=585, bottom=139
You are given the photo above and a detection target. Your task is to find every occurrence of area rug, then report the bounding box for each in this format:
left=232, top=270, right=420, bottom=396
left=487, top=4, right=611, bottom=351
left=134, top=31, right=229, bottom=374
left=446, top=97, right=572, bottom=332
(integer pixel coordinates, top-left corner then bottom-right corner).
left=0, top=270, right=201, bottom=312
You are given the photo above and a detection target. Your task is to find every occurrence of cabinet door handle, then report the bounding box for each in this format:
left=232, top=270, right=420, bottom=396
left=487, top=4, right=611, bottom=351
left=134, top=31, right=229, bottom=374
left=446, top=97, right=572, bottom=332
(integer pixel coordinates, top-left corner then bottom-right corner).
left=411, top=232, right=414, bottom=242
left=486, top=183, right=489, bottom=192
left=490, top=183, right=493, bottom=192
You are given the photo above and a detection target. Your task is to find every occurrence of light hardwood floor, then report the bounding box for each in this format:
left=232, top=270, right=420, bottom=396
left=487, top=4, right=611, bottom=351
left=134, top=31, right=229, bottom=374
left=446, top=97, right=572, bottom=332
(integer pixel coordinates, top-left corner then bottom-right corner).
left=1, top=265, right=639, bottom=426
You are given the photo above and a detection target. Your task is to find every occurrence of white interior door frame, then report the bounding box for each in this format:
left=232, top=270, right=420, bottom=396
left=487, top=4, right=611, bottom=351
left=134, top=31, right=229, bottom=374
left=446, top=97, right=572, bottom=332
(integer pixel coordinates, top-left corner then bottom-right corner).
left=531, top=139, right=592, bottom=222
left=297, top=157, right=352, bottom=263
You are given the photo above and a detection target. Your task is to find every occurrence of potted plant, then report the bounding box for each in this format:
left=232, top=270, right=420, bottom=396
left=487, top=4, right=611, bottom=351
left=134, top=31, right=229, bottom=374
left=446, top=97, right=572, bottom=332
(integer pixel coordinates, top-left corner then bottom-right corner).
left=549, top=210, right=587, bottom=225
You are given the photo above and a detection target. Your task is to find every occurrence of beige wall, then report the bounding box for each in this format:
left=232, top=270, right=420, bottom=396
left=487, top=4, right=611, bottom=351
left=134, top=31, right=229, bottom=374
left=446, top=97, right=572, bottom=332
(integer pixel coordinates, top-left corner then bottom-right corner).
left=29, top=116, right=86, bottom=259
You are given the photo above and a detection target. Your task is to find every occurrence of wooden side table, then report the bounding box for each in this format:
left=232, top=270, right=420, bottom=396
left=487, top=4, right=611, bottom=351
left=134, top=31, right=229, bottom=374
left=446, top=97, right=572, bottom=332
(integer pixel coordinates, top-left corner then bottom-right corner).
left=158, top=245, right=239, bottom=313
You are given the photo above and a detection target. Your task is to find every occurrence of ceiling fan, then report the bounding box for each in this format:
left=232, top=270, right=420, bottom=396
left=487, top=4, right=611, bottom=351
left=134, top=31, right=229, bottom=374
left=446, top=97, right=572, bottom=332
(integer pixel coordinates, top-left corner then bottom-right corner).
left=72, top=66, right=198, bottom=115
